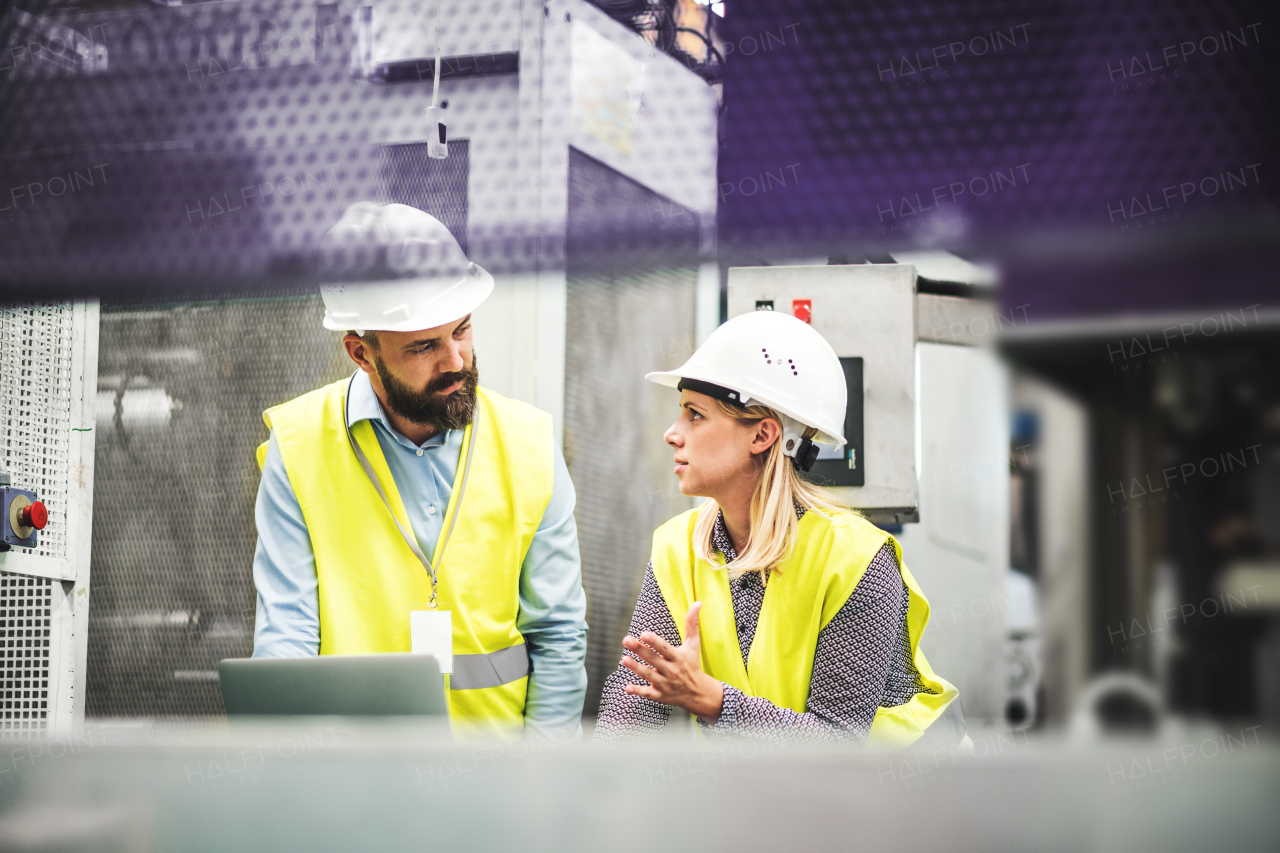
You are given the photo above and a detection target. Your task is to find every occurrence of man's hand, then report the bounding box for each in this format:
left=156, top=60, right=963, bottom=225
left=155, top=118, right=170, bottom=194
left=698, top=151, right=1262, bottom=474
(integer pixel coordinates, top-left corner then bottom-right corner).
left=620, top=602, right=725, bottom=723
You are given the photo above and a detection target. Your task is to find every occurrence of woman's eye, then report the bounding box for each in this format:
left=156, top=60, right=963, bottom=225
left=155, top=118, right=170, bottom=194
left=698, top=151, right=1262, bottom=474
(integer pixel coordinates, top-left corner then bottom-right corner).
left=689, top=410, right=702, bottom=421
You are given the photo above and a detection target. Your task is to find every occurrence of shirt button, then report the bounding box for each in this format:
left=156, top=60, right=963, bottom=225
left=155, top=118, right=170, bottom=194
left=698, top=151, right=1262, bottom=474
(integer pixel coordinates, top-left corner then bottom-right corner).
left=428, top=506, right=437, bottom=515
left=416, top=449, right=424, bottom=457
left=737, top=622, right=746, bottom=632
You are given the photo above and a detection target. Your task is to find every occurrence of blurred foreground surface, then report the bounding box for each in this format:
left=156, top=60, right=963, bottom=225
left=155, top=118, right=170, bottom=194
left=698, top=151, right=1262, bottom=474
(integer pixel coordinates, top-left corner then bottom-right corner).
left=0, top=720, right=1277, bottom=852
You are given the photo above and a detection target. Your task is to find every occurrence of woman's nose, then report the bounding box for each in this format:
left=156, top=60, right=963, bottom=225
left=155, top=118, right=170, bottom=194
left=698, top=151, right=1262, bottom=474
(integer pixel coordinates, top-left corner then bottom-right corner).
left=664, top=421, right=682, bottom=447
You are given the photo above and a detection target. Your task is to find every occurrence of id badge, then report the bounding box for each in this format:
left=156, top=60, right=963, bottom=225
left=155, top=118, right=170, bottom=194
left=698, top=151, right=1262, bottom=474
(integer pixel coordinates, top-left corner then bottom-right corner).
left=409, top=608, right=452, bottom=674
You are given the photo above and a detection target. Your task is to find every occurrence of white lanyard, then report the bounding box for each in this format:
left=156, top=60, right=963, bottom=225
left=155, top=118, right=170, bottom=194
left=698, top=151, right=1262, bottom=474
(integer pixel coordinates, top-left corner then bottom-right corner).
left=342, top=372, right=477, bottom=607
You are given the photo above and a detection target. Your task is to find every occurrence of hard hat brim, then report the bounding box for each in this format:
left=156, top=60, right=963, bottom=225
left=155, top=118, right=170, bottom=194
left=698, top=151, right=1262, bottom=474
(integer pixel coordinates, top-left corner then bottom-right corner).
left=322, top=263, right=495, bottom=333
left=645, top=367, right=847, bottom=450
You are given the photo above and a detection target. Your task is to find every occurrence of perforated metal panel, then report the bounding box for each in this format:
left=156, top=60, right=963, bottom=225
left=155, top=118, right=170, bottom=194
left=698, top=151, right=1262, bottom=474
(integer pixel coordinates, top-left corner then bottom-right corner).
left=0, top=306, right=75, bottom=561
left=0, top=301, right=95, bottom=738
left=379, top=140, right=470, bottom=253
left=564, top=149, right=699, bottom=716
left=0, top=573, right=53, bottom=738
left=87, top=298, right=349, bottom=718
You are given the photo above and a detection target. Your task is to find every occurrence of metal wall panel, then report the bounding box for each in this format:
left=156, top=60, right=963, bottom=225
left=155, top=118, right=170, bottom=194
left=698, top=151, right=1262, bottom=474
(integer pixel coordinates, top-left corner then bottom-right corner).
left=894, top=342, right=1011, bottom=724
left=87, top=298, right=349, bottom=717
left=379, top=141, right=470, bottom=252
left=564, top=148, right=698, bottom=715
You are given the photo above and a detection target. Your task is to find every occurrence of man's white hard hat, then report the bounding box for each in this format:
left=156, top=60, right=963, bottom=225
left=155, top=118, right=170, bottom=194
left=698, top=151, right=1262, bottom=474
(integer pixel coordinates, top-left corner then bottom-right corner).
left=646, top=310, right=848, bottom=450
left=318, top=202, right=494, bottom=332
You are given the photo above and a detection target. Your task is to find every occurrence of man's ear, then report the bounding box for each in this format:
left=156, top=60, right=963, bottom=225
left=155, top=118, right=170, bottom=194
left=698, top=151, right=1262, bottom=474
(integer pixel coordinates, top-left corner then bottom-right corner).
left=342, top=334, right=376, bottom=374
left=750, top=417, right=782, bottom=456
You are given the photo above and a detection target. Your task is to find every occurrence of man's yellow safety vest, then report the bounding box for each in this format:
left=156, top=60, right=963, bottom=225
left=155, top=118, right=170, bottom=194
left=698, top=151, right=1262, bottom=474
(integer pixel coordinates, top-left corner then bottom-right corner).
left=650, top=506, right=960, bottom=747
left=257, top=379, right=554, bottom=736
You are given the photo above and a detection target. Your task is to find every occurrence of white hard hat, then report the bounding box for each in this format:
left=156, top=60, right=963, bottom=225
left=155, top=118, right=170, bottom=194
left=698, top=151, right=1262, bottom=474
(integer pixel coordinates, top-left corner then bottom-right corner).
left=646, top=311, right=848, bottom=461
left=318, top=202, right=494, bottom=332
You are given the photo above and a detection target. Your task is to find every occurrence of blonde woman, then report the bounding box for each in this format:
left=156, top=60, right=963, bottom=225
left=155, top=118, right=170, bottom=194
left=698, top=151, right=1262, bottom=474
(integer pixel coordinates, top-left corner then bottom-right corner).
left=594, top=311, right=962, bottom=746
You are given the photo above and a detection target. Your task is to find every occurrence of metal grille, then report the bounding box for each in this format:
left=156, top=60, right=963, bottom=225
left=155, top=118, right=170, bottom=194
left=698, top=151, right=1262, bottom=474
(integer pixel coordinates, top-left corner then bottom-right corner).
left=564, top=148, right=699, bottom=716
left=87, top=297, right=350, bottom=717
left=379, top=141, right=471, bottom=253
left=0, top=305, right=75, bottom=560
left=0, top=572, right=52, bottom=737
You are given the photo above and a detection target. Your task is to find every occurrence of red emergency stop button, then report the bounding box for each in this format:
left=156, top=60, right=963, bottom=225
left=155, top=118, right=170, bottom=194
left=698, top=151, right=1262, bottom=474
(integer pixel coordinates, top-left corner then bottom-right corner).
left=792, top=299, right=812, bottom=323
left=19, top=501, right=47, bottom=530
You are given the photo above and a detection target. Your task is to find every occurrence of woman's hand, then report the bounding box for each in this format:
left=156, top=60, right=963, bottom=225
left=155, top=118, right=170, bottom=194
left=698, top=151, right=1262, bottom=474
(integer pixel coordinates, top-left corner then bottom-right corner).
left=621, top=602, right=725, bottom=723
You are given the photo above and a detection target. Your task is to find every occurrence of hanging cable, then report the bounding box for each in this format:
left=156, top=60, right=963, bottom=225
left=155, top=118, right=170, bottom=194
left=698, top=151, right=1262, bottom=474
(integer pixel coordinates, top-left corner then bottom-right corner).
left=425, top=0, right=448, bottom=158
left=431, top=0, right=442, bottom=107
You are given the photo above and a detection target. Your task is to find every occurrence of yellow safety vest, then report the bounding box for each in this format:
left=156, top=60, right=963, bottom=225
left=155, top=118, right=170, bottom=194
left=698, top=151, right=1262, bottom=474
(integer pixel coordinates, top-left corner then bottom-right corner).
left=257, top=379, right=554, bottom=736
left=650, top=506, right=959, bottom=747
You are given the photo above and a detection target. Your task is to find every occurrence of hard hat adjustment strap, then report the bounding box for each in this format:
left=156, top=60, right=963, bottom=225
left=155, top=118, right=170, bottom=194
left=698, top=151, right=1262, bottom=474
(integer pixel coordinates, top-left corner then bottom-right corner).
left=342, top=373, right=477, bottom=607
left=676, top=377, right=748, bottom=407
left=782, top=430, right=820, bottom=472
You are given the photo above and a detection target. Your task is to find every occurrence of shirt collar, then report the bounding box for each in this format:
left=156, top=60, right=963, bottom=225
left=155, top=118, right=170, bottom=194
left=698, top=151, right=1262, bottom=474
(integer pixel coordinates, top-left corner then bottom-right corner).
left=712, top=511, right=739, bottom=564
left=713, top=501, right=809, bottom=566
left=345, top=370, right=449, bottom=450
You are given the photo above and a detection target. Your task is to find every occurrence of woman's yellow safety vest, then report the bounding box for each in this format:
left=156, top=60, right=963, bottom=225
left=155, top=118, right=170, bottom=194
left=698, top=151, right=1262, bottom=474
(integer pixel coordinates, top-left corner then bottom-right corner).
left=257, top=379, right=554, bottom=736
left=650, top=506, right=959, bottom=747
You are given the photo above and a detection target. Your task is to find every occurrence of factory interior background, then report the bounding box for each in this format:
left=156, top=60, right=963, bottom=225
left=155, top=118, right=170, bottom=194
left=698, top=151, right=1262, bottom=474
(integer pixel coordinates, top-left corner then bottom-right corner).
left=0, top=0, right=1277, bottom=849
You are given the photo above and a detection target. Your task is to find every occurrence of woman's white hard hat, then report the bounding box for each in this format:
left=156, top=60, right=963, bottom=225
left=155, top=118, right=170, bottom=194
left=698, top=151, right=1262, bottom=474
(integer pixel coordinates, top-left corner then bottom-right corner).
left=646, top=310, right=848, bottom=450
left=318, top=202, right=494, bottom=332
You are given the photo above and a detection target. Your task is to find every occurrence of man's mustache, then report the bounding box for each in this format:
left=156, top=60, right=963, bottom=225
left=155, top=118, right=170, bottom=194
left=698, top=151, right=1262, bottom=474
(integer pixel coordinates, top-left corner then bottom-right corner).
left=426, top=364, right=477, bottom=394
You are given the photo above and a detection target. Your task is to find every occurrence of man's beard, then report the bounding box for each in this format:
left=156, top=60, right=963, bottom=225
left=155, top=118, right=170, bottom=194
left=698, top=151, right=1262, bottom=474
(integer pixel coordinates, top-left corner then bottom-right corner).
left=374, top=352, right=479, bottom=431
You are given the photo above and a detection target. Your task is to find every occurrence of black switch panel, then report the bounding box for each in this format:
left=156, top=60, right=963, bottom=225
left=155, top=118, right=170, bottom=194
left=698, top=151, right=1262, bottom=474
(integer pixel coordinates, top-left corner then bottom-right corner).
left=801, top=356, right=864, bottom=487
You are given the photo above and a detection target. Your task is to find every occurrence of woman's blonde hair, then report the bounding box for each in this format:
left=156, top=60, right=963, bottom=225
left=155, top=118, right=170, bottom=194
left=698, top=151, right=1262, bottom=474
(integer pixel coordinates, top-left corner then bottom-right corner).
left=693, top=399, right=846, bottom=581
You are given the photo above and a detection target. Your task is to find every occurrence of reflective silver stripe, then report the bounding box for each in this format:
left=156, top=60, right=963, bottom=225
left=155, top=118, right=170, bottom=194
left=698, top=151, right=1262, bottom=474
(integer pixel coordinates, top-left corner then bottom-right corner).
left=449, top=643, right=531, bottom=690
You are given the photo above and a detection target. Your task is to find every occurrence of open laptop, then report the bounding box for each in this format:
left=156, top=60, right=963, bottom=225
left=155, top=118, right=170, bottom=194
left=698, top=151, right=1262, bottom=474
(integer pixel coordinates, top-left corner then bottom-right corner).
left=219, top=653, right=448, bottom=717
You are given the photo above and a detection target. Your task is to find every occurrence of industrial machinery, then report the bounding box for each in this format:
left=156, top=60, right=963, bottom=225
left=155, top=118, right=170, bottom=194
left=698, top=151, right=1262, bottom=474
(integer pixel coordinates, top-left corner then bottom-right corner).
left=728, top=264, right=918, bottom=524
left=727, top=263, right=1013, bottom=725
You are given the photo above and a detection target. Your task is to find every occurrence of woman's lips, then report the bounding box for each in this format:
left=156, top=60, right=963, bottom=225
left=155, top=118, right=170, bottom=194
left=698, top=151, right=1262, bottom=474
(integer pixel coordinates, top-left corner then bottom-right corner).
left=673, top=461, right=688, bottom=475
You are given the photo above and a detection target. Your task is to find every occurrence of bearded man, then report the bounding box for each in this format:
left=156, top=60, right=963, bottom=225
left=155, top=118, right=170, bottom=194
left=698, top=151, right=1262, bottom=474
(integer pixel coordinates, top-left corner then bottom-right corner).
left=250, top=202, right=587, bottom=740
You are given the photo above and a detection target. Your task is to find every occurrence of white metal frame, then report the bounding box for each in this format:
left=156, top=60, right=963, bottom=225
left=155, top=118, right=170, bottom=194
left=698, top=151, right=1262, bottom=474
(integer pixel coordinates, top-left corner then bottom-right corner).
left=0, top=300, right=99, bottom=735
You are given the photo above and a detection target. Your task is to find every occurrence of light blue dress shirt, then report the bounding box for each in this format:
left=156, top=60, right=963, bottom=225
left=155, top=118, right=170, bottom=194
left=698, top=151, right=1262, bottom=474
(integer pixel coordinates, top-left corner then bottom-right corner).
left=252, top=370, right=588, bottom=738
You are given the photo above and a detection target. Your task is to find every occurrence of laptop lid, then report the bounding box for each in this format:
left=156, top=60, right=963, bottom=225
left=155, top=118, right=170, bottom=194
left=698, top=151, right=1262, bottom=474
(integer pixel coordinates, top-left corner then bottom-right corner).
left=219, top=654, right=447, bottom=717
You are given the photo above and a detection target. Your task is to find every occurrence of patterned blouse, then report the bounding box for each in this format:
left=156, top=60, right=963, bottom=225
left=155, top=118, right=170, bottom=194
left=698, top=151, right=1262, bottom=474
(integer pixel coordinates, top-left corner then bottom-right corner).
left=593, top=507, right=929, bottom=745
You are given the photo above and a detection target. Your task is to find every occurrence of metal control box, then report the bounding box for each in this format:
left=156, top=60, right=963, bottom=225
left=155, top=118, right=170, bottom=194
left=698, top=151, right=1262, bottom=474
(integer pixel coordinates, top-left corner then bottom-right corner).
left=807, top=356, right=865, bottom=487
left=1, top=485, right=42, bottom=550
left=728, top=264, right=919, bottom=524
